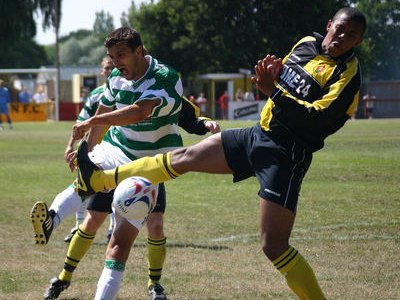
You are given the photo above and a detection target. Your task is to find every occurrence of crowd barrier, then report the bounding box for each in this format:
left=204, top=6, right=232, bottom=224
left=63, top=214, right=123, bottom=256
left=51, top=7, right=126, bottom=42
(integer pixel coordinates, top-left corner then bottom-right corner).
left=0, top=102, right=83, bottom=122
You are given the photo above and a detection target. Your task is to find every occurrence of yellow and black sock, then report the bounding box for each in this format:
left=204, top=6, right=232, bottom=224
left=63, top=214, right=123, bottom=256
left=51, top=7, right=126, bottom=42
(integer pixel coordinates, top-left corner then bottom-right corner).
left=58, top=226, right=95, bottom=282
left=92, top=152, right=180, bottom=192
left=273, top=246, right=325, bottom=300
left=147, top=237, right=167, bottom=287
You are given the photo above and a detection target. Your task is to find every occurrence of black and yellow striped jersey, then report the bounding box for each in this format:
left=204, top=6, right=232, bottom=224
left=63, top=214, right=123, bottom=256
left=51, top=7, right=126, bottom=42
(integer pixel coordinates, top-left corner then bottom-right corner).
left=260, top=32, right=361, bottom=152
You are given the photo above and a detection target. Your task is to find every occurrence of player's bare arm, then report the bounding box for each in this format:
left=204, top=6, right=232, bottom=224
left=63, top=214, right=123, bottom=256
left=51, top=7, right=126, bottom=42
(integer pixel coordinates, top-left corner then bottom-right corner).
left=64, top=135, right=78, bottom=172
left=84, top=104, right=113, bottom=151
left=64, top=136, right=75, bottom=161
left=72, top=99, right=161, bottom=141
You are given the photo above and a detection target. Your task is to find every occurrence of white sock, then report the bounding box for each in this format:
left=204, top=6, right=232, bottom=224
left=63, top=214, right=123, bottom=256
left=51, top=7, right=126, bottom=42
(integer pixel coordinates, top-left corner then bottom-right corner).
left=108, top=212, right=115, bottom=233
left=75, top=200, right=88, bottom=228
left=95, top=262, right=125, bottom=300
left=49, top=185, right=85, bottom=229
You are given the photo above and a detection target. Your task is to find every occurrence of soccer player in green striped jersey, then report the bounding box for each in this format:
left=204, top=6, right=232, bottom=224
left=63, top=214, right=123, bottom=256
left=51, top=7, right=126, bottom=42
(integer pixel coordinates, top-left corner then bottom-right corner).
left=66, top=27, right=219, bottom=300
left=75, top=8, right=367, bottom=299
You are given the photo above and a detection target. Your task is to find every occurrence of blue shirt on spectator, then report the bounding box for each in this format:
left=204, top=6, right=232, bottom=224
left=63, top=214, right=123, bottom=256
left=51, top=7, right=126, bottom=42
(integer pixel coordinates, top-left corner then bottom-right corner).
left=0, top=85, right=10, bottom=105
left=18, top=89, right=31, bottom=104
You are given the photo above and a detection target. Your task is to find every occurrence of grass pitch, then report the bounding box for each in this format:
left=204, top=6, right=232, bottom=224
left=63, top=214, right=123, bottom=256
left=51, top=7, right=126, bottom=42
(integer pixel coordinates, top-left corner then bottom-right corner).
left=0, top=119, right=399, bottom=299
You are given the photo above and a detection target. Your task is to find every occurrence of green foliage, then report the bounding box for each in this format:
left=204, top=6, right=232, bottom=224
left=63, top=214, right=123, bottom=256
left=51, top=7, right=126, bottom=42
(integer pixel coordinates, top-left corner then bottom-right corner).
left=59, top=37, right=85, bottom=65
left=59, top=36, right=106, bottom=65
left=34, top=0, right=61, bottom=31
left=0, top=39, right=50, bottom=68
left=2, top=1, right=400, bottom=81
left=93, top=10, right=115, bottom=42
left=126, top=0, right=400, bottom=81
left=47, top=10, right=114, bottom=65
left=120, top=11, right=132, bottom=27
left=353, top=0, right=400, bottom=80
left=0, top=1, right=36, bottom=45
left=59, top=29, right=92, bottom=43
left=127, top=0, right=346, bottom=79
left=0, top=0, right=58, bottom=67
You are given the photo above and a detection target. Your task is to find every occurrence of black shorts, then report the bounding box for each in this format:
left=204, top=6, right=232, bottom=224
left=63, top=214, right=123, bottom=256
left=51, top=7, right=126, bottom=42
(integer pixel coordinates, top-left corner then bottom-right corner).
left=87, top=183, right=166, bottom=213
left=221, top=124, right=312, bottom=212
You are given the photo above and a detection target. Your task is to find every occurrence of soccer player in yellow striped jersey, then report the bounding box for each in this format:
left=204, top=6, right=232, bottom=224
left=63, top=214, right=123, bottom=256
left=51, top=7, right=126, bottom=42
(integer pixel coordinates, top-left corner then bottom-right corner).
left=75, top=7, right=366, bottom=299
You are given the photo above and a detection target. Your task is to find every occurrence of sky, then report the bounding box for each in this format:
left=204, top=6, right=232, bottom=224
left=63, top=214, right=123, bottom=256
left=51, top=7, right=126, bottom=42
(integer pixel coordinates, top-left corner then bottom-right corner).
left=34, top=0, right=146, bottom=45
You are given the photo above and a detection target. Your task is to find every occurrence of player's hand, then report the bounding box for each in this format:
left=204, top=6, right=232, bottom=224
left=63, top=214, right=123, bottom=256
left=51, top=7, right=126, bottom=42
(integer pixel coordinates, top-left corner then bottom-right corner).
left=251, top=54, right=282, bottom=96
left=72, top=120, right=91, bottom=140
left=204, top=120, right=221, bottom=134
left=65, top=150, right=77, bottom=172
left=64, top=145, right=74, bottom=162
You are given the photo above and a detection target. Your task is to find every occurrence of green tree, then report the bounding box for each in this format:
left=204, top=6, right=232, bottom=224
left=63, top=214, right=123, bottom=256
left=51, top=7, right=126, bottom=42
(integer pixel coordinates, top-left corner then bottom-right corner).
left=59, top=35, right=106, bottom=65
left=54, top=10, right=117, bottom=65
left=121, top=11, right=132, bottom=27
left=0, top=1, right=36, bottom=45
left=0, top=0, right=58, bottom=67
left=127, top=0, right=346, bottom=80
left=353, top=0, right=400, bottom=80
left=93, top=10, right=115, bottom=41
left=0, top=40, right=48, bottom=68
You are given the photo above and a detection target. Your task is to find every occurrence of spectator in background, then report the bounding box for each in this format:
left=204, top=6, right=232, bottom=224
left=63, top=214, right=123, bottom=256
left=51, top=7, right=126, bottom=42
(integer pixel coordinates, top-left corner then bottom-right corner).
left=217, top=90, right=229, bottom=120
left=0, top=79, right=13, bottom=130
left=363, top=92, right=375, bottom=119
left=80, top=88, right=89, bottom=103
left=244, top=91, right=255, bottom=101
left=32, top=88, right=48, bottom=104
left=235, top=89, right=244, bottom=102
left=196, top=92, right=207, bottom=115
left=18, top=86, right=31, bottom=104
left=189, top=95, right=196, bottom=104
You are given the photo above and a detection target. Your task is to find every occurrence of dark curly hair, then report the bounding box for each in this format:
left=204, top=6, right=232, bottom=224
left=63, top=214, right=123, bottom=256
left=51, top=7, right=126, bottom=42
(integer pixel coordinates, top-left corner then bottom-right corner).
left=104, top=27, right=143, bottom=50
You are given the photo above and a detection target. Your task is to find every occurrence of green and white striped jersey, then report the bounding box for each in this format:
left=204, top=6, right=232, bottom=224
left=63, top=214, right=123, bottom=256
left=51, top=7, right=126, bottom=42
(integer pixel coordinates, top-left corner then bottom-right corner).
left=77, top=84, right=105, bottom=122
left=101, top=55, right=183, bottom=160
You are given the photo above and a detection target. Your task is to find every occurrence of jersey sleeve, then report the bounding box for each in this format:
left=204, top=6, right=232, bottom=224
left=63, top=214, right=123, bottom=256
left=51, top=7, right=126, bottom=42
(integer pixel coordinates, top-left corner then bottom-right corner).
left=77, top=90, right=102, bottom=122
left=178, top=96, right=210, bottom=135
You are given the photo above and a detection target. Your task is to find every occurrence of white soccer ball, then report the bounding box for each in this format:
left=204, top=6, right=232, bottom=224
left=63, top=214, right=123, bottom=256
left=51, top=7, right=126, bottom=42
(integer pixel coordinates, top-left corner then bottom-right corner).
left=112, top=176, right=157, bottom=220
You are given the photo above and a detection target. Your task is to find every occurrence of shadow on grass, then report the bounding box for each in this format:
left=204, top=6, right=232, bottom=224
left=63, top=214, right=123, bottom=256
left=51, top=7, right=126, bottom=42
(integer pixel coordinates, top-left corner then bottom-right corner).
left=93, top=240, right=232, bottom=251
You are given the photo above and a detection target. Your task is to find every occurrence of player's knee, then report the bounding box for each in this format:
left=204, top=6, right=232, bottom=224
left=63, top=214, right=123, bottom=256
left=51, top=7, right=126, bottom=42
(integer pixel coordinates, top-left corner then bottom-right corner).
left=106, top=237, right=132, bottom=262
left=82, top=212, right=107, bottom=232
left=261, top=237, right=289, bottom=261
left=146, top=213, right=164, bottom=236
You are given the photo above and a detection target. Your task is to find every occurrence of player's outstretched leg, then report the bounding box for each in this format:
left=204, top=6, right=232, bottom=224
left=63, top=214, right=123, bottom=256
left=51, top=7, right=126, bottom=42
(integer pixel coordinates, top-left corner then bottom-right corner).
left=75, top=140, right=99, bottom=197
left=30, top=201, right=54, bottom=245
left=43, top=277, right=70, bottom=300
left=75, top=140, right=178, bottom=197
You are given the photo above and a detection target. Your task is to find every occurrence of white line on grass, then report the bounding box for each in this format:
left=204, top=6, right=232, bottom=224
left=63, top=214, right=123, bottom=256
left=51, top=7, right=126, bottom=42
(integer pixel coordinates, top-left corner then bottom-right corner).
left=211, top=221, right=400, bottom=242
